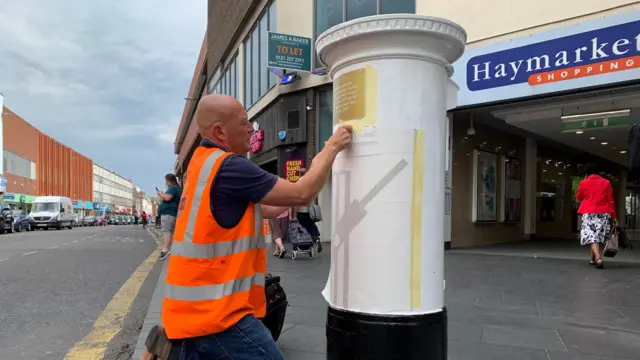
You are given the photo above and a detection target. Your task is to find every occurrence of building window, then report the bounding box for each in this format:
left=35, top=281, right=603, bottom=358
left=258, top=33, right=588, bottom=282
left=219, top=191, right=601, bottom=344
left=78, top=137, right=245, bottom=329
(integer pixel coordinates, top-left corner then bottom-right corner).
left=287, top=110, right=301, bottom=130
left=208, top=54, right=239, bottom=100
left=10, top=152, right=15, bottom=174
left=2, top=150, right=7, bottom=173
left=381, top=0, right=415, bottom=13
left=243, top=0, right=278, bottom=110
left=314, top=0, right=415, bottom=69
left=251, top=27, right=260, bottom=104
left=317, top=89, right=334, bottom=152
left=234, top=57, right=240, bottom=101
left=30, top=161, right=36, bottom=180
left=346, top=0, right=377, bottom=21
left=244, top=37, right=252, bottom=105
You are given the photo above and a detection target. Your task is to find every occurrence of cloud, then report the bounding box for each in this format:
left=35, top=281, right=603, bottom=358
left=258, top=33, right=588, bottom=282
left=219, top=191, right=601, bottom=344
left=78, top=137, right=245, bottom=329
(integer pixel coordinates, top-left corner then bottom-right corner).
left=0, top=0, right=206, bottom=195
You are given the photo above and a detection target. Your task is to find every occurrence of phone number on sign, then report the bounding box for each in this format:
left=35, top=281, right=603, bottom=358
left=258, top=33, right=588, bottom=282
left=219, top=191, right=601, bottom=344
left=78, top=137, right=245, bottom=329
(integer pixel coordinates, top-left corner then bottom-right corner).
left=275, top=55, right=304, bottom=63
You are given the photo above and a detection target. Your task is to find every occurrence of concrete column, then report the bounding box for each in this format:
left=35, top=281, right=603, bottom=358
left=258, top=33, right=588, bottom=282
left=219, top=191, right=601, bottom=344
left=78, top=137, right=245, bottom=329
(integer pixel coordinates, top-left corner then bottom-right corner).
left=524, top=138, right=537, bottom=239
left=316, top=14, right=466, bottom=359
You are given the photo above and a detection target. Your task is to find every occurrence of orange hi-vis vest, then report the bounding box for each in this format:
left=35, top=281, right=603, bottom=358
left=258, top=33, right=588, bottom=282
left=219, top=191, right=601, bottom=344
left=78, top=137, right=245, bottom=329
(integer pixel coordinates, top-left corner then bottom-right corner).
left=161, top=146, right=266, bottom=340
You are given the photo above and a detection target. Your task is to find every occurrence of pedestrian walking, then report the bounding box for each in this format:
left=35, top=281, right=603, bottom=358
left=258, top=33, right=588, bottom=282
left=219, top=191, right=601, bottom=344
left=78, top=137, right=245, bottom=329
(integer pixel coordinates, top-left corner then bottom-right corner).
left=269, top=208, right=290, bottom=258
left=141, top=211, right=148, bottom=229
left=577, top=163, right=617, bottom=269
left=161, top=94, right=352, bottom=359
left=156, top=174, right=182, bottom=260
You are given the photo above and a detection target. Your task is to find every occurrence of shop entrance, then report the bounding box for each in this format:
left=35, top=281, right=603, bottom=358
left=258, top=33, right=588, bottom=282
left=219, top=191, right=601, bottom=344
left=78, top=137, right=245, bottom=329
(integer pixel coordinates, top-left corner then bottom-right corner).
left=626, top=187, right=640, bottom=241
left=491, top=89, right=638, bottom=240
left=260, top=159, right=278, bottom=176
left=451, top=86, right=640, bottom=248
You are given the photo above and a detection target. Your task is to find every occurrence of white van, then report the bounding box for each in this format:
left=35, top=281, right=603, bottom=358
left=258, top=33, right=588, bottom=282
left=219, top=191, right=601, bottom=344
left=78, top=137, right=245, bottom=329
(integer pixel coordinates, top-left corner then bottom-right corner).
left=29, top=196, right=75, bottom=230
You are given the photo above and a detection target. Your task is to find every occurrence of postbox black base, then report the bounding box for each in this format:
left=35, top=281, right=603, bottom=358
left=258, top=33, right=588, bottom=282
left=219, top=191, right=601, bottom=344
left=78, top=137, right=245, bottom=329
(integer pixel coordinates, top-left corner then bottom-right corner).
left=326, top=305, right=447, bottom=360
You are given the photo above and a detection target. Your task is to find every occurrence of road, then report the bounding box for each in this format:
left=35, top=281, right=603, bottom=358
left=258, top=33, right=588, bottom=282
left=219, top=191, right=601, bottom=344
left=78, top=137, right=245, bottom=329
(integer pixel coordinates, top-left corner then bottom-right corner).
left=0, top=224, right=162, bottom=360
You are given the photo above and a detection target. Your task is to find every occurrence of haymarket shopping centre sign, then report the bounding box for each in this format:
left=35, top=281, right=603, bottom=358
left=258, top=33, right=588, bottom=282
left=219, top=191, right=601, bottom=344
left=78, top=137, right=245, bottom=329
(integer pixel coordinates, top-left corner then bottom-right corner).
left=452, top=11, right=640, bottom=107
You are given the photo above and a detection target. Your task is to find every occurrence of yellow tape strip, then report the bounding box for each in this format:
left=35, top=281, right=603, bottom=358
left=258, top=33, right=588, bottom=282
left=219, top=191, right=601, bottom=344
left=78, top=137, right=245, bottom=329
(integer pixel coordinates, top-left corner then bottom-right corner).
left=410, top=129, right=425, bottom=310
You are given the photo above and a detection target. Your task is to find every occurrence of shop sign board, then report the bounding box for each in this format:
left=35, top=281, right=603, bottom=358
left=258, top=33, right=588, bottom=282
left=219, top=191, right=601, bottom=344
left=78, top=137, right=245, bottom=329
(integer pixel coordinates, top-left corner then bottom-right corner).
left=268, top=32, right=312, bottom=72
left=284, top=159, right=304, bottom=182
left=453, top=11, right=640, bottom=107
left=250, top=129, right=264, bottom=153
left=3, top=193, right=33, bottom=203
left=561, top=116, right=632, bottom=132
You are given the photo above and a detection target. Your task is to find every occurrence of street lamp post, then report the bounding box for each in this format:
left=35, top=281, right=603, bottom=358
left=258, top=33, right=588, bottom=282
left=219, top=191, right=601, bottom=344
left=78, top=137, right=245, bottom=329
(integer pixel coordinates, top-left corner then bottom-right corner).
left=316, top=14, right=466, bottom=359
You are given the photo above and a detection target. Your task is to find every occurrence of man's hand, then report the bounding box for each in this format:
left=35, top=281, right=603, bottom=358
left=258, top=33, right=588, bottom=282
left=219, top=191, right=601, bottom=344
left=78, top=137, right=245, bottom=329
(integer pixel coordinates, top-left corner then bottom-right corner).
left=325, top=125, right=353, bottom=153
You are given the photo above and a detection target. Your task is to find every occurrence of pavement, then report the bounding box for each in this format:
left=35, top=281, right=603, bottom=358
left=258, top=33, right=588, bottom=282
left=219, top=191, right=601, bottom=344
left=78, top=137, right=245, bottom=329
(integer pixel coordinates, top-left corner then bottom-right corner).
left=0, top=224, right=160, bottom=360
left=133, top=239, right=640, bottom=360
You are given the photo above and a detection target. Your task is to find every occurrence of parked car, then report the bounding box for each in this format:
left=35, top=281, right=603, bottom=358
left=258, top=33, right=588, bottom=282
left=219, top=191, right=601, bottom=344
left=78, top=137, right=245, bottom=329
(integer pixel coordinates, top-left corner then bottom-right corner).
left=72, top=213, right=82, bottom=227
left=12, top=210, right=31, bottom=232
left=82, top=215, right=98, bottom=226
left=96, top=216, right=106, bottom=226
left=0, top=201, right=14, bottom=234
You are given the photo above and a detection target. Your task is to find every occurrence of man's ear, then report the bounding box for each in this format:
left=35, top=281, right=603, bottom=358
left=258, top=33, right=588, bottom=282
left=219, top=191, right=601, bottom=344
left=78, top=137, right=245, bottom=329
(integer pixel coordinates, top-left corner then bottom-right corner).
left=212, top=123, right=225, bottom=138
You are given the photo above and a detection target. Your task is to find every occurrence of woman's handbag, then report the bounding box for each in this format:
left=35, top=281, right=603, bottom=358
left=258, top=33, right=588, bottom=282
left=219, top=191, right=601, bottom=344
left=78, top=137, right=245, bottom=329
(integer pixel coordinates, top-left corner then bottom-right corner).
left=604, top=228, right=619, bottom=258
left=309, top=204, right=323, bottom=222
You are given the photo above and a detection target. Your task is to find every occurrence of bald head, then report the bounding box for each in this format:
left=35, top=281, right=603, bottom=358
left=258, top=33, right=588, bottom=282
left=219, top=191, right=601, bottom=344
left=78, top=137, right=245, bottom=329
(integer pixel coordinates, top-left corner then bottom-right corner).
left=193, top=94, right=253, bottom=154
left=195, top=95, right=243, bottom=136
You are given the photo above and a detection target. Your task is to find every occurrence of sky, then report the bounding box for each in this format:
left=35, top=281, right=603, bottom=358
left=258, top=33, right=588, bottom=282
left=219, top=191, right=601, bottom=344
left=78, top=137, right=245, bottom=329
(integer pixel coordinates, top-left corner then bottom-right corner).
left=0, top=0, right=206, bottom=195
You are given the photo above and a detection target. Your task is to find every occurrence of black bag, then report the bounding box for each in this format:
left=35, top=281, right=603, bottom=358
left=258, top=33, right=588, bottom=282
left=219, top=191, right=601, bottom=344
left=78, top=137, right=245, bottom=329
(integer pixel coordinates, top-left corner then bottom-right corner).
left=261, top=273, right=288, bottom=341
left=617, top=226, right=634, bottom=250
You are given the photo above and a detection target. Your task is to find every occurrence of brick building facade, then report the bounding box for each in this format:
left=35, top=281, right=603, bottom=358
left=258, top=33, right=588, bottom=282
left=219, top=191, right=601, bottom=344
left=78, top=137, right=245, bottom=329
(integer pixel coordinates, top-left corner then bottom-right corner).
left=2, top=106, right=93, bottom=209
left=37, top=132, right=93, bottom=201
left=2, top=106, right=39, bottom=198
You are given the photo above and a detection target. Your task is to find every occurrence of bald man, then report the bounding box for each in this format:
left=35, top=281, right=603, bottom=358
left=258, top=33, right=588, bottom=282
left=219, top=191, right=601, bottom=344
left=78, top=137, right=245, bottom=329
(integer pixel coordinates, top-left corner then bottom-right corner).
left=161, top=94, right=352, bottom=359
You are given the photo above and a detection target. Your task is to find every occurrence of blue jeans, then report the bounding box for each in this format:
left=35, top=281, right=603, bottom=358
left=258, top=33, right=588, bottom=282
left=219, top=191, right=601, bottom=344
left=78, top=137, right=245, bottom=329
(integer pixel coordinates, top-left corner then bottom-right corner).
left=178, top=315, right=286, bottom=360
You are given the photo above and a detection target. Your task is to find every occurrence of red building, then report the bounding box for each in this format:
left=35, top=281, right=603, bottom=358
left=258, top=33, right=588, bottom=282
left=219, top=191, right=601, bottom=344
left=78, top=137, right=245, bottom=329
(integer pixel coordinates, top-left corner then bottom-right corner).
left=2, top=106, right=39, bottom=198
left=37, top=132, right=93, bottom=201
left=2, top=106, right=93, bottom=207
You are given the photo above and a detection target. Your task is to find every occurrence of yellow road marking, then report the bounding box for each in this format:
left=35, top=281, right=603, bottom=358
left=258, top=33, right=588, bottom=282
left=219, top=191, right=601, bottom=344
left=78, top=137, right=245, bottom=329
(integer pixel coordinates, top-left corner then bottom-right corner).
left=22, top=251, right=38, bottom=256
left=64, top=242, right=159, bottom=360
left=49, top=246, right=59, bottom=249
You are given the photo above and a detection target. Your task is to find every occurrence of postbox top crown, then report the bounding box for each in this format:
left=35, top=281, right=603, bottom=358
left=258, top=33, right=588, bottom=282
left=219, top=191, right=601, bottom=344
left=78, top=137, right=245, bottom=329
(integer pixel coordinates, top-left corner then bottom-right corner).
left=316, top=14, right=467, bottom=72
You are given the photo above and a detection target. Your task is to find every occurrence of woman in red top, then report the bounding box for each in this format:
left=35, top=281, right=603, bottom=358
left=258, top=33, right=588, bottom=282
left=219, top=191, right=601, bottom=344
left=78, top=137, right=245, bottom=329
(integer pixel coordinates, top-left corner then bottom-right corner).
left=576, top=163, right=617, bottom=269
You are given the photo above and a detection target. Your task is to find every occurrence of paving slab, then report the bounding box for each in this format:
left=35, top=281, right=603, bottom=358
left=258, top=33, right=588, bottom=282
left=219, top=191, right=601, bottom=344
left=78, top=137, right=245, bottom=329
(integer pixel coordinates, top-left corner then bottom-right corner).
left=132, top=240, right=640, bottom=359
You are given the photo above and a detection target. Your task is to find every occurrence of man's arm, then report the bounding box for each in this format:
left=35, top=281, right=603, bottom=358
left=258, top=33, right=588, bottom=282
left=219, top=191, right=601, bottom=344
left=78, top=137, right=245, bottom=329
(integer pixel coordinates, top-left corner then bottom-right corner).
left=260, top=205, right=291, bottom=219
left=214, top=125, right=351, bottom=217
left=260, top=126, right=351, bottom=206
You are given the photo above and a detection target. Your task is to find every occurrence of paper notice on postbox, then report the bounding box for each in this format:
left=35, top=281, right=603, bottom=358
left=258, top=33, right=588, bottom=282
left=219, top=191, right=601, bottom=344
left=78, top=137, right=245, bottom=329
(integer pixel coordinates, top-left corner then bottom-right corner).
left=323, top=127, right=429, bottom=314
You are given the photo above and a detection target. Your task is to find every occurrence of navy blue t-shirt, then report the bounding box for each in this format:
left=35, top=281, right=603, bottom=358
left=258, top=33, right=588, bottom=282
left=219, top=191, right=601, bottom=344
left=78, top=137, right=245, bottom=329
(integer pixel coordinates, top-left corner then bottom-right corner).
left=201, top=140, right=278, bottom=228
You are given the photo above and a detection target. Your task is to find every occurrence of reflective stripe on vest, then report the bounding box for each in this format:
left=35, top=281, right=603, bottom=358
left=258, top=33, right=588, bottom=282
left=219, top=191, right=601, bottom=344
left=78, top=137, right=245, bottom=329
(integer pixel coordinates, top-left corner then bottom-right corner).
left=164, top=148, right=264, bottom=303
left=165, top=272, right=266, bottom=301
